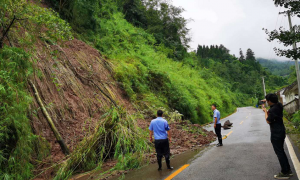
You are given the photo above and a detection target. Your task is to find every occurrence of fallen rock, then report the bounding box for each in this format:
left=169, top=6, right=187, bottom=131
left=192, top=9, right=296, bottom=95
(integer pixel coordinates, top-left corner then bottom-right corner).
left=224, top=120, right=233, bottom=126
left=223, top=124, right=231, bottom=129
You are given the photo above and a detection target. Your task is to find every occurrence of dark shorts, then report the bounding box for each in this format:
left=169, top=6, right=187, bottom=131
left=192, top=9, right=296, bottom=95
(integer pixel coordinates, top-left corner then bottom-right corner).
left=154, top=139, right=170, bottom=157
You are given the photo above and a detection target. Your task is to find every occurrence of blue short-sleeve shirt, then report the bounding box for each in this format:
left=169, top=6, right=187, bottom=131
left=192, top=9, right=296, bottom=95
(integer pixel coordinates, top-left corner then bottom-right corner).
left=213, top=109, right=221, bottom=124
left=149, top=117, right=170, bottom=140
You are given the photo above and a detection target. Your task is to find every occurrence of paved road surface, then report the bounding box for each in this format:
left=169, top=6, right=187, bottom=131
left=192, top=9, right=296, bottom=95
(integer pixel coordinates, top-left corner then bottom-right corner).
left=174, top=107, right=299, bottom=180
left=115, top=107, right=299, bottom=180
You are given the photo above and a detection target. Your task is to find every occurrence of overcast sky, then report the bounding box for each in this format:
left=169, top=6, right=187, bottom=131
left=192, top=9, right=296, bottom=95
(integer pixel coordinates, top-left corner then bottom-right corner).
left=171, top=0, right=300, bottom=61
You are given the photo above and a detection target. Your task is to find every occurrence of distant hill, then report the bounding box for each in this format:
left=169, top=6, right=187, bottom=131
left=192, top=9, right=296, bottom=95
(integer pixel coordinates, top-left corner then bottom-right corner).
left=257, top=58, right=294, bottom=76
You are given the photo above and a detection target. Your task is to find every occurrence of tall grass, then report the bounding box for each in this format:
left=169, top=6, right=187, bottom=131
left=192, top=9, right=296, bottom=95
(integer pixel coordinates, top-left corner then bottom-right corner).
left=0, top=1, right=73, bottom=179
left=0, top=46, right=37, bottom=179
left=54, top=107, right=150, bottom=179
left=292, top=111, right=300, bottom=130
left=69, top=4, right=249, bottom=124
left=0, top=0, right=256, bottom=178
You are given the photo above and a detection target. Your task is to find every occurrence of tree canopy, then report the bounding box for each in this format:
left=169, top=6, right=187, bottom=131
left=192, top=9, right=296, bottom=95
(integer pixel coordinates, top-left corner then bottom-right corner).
left=265, top=1, right=300, bottom=60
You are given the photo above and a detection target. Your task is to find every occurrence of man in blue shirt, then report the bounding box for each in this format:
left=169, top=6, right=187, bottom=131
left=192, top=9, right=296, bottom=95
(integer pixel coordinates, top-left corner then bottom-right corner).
left=149, top=110, right=173, bottom=171
left=212, top=104, right=222, bottom=147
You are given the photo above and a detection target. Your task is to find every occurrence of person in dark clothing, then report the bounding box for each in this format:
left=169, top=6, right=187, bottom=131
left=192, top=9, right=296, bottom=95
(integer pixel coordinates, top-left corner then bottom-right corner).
left=212, top=104, right=222, bottom=147
left=263, top=93, right=293, bottom=179
left=149, top=110, right=173, bottom=171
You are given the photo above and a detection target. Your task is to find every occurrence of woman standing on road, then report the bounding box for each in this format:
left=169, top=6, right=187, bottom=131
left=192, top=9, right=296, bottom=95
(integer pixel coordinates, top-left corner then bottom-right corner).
left=263, top=93, right=293, bottom=179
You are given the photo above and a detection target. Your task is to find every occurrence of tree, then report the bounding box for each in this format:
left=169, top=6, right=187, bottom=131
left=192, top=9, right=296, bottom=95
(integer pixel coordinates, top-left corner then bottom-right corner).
left=0, top=0, right=28, bottom=48
left=197, top=45, right=203, bottom=58
left=121, top=0, right=148, bottom=28
left=246, top=48, right=256, bottom=61
left=117, top=0, right=191, bottom=60
left=195, top=44, right=234, bottom=63
left=274, top=0, right=300, bottom=17
left=0, top=0, right=72, bottom=49
left=239, top=48, right=245, bottom=62
left=220, top=44, right=229, bottom=54
left=265, top=1, right=300, bottom=60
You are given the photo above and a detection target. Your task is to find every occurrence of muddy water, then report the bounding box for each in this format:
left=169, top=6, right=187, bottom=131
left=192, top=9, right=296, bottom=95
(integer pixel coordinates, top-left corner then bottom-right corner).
left=110, top=145, right=212, bottom=180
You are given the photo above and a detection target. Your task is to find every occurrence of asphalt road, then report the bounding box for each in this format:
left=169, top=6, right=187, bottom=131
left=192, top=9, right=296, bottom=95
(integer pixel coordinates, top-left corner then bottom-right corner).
left=112, top=107, right=299, bottom=180
left=174, top=107, right=299, bottom=180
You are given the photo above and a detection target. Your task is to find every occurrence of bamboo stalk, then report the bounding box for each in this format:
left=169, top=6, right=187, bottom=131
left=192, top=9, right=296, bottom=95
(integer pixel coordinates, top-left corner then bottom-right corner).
left=55, top=45, right=118, bottom=107
left=29, top=80, right=70, bottom=155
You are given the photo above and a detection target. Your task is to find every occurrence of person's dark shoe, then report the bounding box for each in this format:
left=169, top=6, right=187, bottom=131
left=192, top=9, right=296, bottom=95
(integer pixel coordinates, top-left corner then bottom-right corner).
left=288, top=170, right=293, bottom=177
left=158, top=168, right=162, bottom=171
left=167, top=167, right=174, bottom=170
left=216, top=143, right=223, bottom=147
left=274, top=172, right=290, bottom=179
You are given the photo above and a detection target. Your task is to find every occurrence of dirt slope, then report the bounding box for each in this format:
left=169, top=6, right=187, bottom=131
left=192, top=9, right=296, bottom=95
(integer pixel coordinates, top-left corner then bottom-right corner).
left=28, top=38, right=132, bottom=177
left=26, top=37, right=216, bottom=179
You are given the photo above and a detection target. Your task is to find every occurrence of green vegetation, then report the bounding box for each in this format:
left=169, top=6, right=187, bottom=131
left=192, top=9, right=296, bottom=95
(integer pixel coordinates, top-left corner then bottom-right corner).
left=266, top=0, right=300, bottom=60
left=290, top=111, right=300, bottom=133
left=283, top=114, right=300, bottom=157
left=196, top=46, right=287, bottom=97
left=0, top=0, right=291, bottom=179
left=257, top=58, right=294, bottom=77
left=0, top=1, right=73, bottom=179
left=273, top=0, right=300, bottom=154
left=47, top=0, right=286, bottom=124
left=0, top=47, right=36, bottom=180
left=54, top=107, right=150, bottom=179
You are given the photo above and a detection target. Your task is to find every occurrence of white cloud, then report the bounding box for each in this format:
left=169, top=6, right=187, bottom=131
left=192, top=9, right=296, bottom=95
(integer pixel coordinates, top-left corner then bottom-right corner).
left=172, top=0, right=300, bottom=60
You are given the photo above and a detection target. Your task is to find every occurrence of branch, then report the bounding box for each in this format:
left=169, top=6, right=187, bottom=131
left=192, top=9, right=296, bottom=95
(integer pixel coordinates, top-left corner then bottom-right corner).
left=274, top=47, right=300, bottom=60
left=5, top=34, right=13, bottom=47
left=265, top=26, right=300, bottom=46
left=0, top=16, right=16, bottom=48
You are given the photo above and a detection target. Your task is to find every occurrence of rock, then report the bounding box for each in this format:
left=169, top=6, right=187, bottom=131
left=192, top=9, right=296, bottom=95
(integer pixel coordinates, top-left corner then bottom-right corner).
left=224, top=120, right=233, bottom=127
left=223, top=124, right=231, bottom=129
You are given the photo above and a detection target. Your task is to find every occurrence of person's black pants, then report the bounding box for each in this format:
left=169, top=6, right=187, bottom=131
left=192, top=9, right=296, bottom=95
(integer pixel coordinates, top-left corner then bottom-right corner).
left=271, top=135, right=291, bottom=174
left=214, top=124, right=222, bottom=145
left=155, top=139, right=171, bottom=168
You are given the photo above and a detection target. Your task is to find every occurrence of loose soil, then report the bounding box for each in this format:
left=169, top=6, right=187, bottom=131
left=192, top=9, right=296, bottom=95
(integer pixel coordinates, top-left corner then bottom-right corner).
left=71, top=119, right=216, bottom=180
left=25, top=35, right=216, bottom=179
left=5, top=2, right=217, bottom=177
left=30, top=38, right=133, bottom=179
left=138, top=119, right=216, bottom=161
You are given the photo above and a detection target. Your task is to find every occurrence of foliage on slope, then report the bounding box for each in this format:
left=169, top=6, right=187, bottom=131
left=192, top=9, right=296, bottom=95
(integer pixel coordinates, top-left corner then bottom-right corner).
left=0, top=0, right=74, bottom=179
left=47, top=0, right=190, bottom=61
left=45, top=0, right=256, bottom=125
left=54, top=107, right=150, bottom=180
left=257, top=58, right=294, bottom=77
left=196, top=45, right=288, bottom=97
left=0, top=47, right=37, bottom=180
left=0, top=0, right=290, bottom=179
left=1, top=1, right=150, bottom=179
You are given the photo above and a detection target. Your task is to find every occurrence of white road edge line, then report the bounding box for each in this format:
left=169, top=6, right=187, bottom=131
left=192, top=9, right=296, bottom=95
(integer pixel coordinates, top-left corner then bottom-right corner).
left=286, top=136, right=300, bottom=178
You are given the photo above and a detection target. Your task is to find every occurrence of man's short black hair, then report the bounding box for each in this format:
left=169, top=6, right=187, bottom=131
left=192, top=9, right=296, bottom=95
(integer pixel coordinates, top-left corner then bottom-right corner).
left=212, top=104, right=217, bottom=108
left=157, top=110, right=163, bottom=117
left=266, top=93, right=279, bottom=103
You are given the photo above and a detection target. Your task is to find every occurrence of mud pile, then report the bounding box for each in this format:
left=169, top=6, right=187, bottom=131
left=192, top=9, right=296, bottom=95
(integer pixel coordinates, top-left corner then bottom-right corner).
left=138, top=119, right=216, bottom=164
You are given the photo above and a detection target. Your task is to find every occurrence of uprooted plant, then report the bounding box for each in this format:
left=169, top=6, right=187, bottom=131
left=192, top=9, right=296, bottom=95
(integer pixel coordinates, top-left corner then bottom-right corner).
left=53, top=107, right=151, bottom=179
